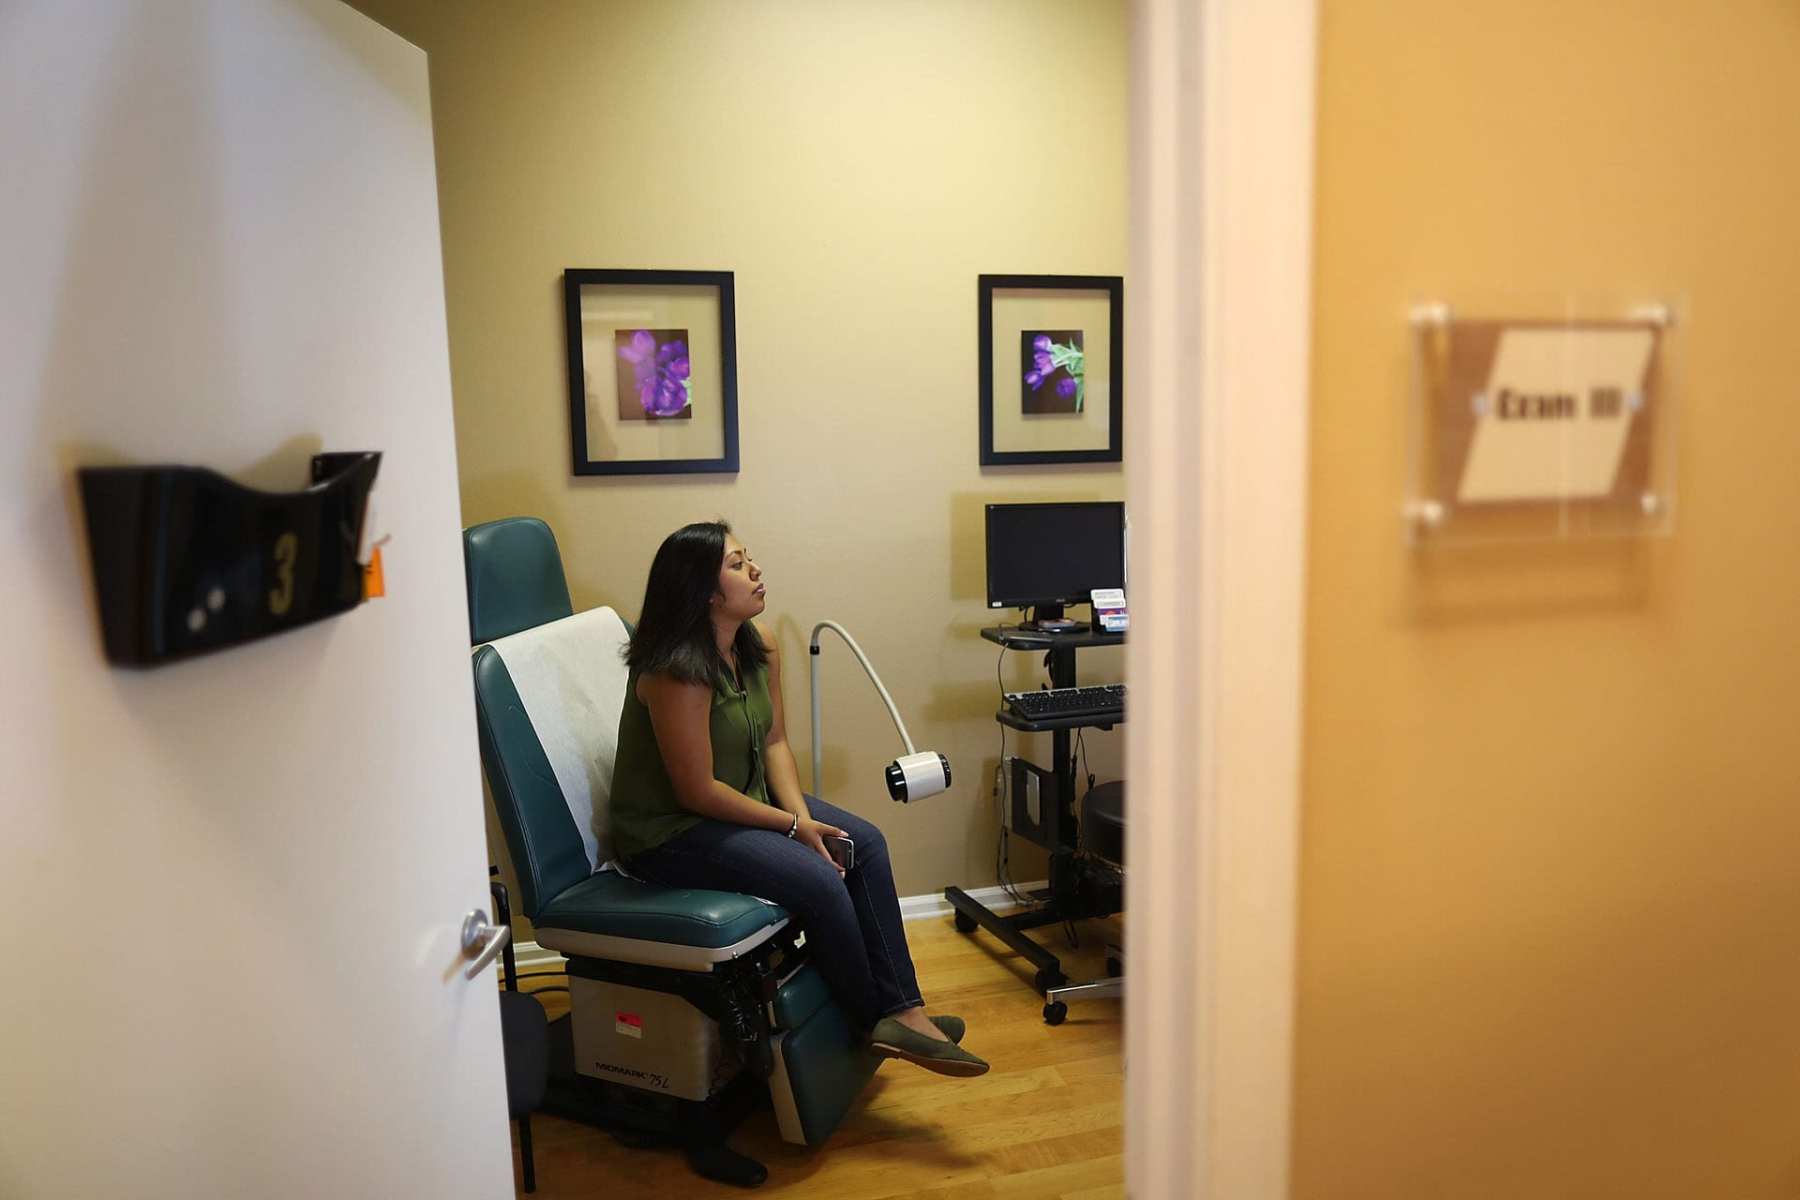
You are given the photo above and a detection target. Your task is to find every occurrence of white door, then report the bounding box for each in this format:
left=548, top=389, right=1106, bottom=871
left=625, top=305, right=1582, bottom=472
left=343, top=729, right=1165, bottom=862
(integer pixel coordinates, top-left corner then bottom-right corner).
left=0, top=3, right=513, bottom=1196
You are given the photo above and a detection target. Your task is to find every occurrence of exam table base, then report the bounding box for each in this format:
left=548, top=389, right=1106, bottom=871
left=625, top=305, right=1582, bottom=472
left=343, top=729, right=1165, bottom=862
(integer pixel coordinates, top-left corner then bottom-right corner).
left=541, top=1012, right=769, bottom=1188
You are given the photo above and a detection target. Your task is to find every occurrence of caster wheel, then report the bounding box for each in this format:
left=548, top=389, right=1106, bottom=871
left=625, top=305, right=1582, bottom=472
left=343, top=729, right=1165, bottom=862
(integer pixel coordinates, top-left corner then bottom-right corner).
left=953, top=911, right=977, bottom=934
left=1106, top=956, right=1123, bottom=978
left=1033, top=967, right=1066, bottom=993
left=1043, top=1001, right=1068, bottom=1026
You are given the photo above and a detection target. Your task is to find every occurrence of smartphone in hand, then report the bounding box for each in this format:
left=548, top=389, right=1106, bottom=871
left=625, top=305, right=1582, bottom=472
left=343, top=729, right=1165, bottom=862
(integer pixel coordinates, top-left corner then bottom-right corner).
left=822, top=834, right=855, bottom=871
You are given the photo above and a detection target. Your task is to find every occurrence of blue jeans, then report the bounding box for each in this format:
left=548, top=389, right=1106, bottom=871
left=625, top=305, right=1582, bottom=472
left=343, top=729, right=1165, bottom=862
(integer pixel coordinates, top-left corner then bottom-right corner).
left=626, top=795, right=923, bottom=1029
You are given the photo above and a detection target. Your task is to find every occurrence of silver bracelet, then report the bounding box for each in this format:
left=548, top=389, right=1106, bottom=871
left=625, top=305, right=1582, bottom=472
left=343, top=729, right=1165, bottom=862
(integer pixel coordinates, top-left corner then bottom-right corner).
left=786, top=811, right=800, bottom=838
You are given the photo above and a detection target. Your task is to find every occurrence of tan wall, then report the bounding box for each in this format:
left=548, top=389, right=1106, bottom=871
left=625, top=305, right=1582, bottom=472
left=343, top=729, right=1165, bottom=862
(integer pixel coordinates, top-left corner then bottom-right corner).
left=1297, top=2, right=1800, bottom=1195
left=347, top=0, right=1129, bottom=916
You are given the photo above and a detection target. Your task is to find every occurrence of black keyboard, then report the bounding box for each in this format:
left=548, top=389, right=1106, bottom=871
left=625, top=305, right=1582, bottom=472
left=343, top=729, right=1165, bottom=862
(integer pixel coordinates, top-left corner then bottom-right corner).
left=1004, top=683, right=1126, bottom=722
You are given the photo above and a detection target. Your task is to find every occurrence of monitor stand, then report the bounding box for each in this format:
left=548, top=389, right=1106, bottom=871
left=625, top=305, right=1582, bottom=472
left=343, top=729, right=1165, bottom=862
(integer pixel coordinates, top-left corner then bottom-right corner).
left=1021, top=604, right=1081, bottom=633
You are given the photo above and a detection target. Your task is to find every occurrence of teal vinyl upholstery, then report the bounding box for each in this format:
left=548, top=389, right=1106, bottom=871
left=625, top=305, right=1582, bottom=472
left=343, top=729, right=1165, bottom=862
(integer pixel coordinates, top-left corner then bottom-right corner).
left=537, top=870, right=786, bottom=949
left=471, top=643, right=596, bottom=919
left=775, top=1003, right=881, bottom=1146
left=464, top=517, right=574, bottom=644
left=770, top=962, right=833, bottom=1031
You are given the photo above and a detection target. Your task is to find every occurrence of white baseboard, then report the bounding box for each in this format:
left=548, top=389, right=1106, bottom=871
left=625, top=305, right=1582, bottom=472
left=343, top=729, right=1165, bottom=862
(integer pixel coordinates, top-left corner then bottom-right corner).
left=504, top=879, right=1049, bottom=974
left=508, top=940, right=568, bottom=973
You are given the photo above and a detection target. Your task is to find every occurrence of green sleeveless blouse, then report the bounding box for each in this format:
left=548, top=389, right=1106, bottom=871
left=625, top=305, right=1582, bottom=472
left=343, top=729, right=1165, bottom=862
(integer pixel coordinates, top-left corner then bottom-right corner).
left=608, top=660, right=775, bottom=862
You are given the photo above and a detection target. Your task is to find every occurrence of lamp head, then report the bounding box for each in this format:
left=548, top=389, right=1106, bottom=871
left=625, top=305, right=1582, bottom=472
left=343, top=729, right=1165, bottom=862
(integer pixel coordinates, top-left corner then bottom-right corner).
left=885, top=751, right=951, bottom=802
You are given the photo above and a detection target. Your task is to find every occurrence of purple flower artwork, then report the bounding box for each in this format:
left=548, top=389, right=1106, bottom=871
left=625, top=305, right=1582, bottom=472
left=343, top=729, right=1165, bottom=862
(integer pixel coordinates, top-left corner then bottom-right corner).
left=1020, top=330, right=1085, bottom=414
left=614, top=328, right=694, bottom=420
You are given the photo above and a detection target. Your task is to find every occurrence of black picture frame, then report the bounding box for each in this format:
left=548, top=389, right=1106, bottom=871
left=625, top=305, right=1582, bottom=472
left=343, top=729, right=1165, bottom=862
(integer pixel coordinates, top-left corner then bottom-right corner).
left=979, top=274, right=1124, bottom=466
left=563, top=268, right=739, bottom=476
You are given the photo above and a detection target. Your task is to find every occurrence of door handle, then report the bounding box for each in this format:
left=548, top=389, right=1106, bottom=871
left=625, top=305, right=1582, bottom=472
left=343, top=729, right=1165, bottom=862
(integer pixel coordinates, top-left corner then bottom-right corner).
left=460, top=909, right=510, bottom=981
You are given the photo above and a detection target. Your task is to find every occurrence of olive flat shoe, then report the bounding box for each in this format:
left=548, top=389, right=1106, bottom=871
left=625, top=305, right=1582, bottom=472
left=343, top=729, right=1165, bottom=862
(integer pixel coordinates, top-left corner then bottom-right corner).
left=870, top=1017, right=989, bottom=1077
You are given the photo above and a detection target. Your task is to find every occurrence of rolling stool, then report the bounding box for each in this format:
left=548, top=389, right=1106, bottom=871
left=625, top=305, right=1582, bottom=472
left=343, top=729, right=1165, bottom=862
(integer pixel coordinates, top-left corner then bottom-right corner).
left=1043, top=780, right=1125, bottom=1025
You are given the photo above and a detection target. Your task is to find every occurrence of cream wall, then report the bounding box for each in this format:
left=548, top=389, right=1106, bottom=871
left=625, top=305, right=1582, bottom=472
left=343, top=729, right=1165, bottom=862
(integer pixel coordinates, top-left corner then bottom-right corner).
left=1297, top=2, right=1800, bottom=1195
left=347, top=0, right=1129, bottom=908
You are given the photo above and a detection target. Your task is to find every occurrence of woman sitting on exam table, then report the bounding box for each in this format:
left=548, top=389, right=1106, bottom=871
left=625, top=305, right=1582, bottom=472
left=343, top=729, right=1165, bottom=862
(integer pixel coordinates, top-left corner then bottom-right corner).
left=609, top=521, right=989, bottom=1078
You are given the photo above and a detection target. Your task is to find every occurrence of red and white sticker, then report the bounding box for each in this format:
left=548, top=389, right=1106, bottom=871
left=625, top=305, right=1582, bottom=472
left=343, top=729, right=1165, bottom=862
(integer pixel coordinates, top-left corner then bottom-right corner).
left=615, top=1012, right=643, bottom=1039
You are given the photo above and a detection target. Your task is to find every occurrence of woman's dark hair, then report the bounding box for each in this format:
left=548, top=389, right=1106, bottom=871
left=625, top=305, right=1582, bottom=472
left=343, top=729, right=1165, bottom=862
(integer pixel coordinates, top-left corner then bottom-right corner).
left=625, top=520, right=768, bottom=686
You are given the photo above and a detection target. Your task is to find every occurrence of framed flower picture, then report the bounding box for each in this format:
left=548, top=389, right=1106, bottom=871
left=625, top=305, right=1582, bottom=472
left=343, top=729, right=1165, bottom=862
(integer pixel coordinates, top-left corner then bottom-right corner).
left=978, top=274, right=1123, bottom=466
left=563, top=268, right=739, bottom=475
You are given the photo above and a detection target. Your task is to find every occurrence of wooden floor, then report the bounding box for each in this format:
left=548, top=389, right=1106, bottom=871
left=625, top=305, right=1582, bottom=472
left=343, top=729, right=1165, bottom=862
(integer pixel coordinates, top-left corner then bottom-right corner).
left=508, top=913, right=1124, bottom=1199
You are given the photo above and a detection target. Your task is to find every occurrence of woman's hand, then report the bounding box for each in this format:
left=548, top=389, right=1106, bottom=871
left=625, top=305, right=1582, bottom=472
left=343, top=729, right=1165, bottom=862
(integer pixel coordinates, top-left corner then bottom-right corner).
left=794, top=816, right=849, bottom=877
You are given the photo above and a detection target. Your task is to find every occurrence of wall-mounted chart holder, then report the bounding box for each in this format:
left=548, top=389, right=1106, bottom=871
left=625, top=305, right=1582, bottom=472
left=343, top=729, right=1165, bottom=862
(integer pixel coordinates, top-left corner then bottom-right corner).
left=1404, top=302, right=1679, bottom=546
left=78, top=451, right=381, bottom=667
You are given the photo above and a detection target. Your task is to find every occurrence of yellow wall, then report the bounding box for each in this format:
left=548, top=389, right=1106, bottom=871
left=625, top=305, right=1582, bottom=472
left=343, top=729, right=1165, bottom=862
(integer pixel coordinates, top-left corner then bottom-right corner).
left=347, top=0, right=1129, bottom=906
left=1297, top=2, right=1800, bottom=1195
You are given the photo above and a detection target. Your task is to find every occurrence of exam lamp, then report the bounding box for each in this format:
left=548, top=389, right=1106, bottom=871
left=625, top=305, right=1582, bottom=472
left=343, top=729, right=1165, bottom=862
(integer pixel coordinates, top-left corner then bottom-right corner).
left=808, top=621, right=951, bottom=802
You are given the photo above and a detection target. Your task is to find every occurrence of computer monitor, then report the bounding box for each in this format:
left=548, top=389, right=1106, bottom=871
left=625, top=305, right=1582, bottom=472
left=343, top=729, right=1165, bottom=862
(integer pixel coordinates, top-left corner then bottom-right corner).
left=985, top=502, right=1126, bottom=626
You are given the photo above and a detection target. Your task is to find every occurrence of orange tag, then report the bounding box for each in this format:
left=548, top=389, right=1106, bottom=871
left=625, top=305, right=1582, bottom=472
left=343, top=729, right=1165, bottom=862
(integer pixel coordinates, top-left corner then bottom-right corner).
left=363, top=545, right=386, bottom=599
